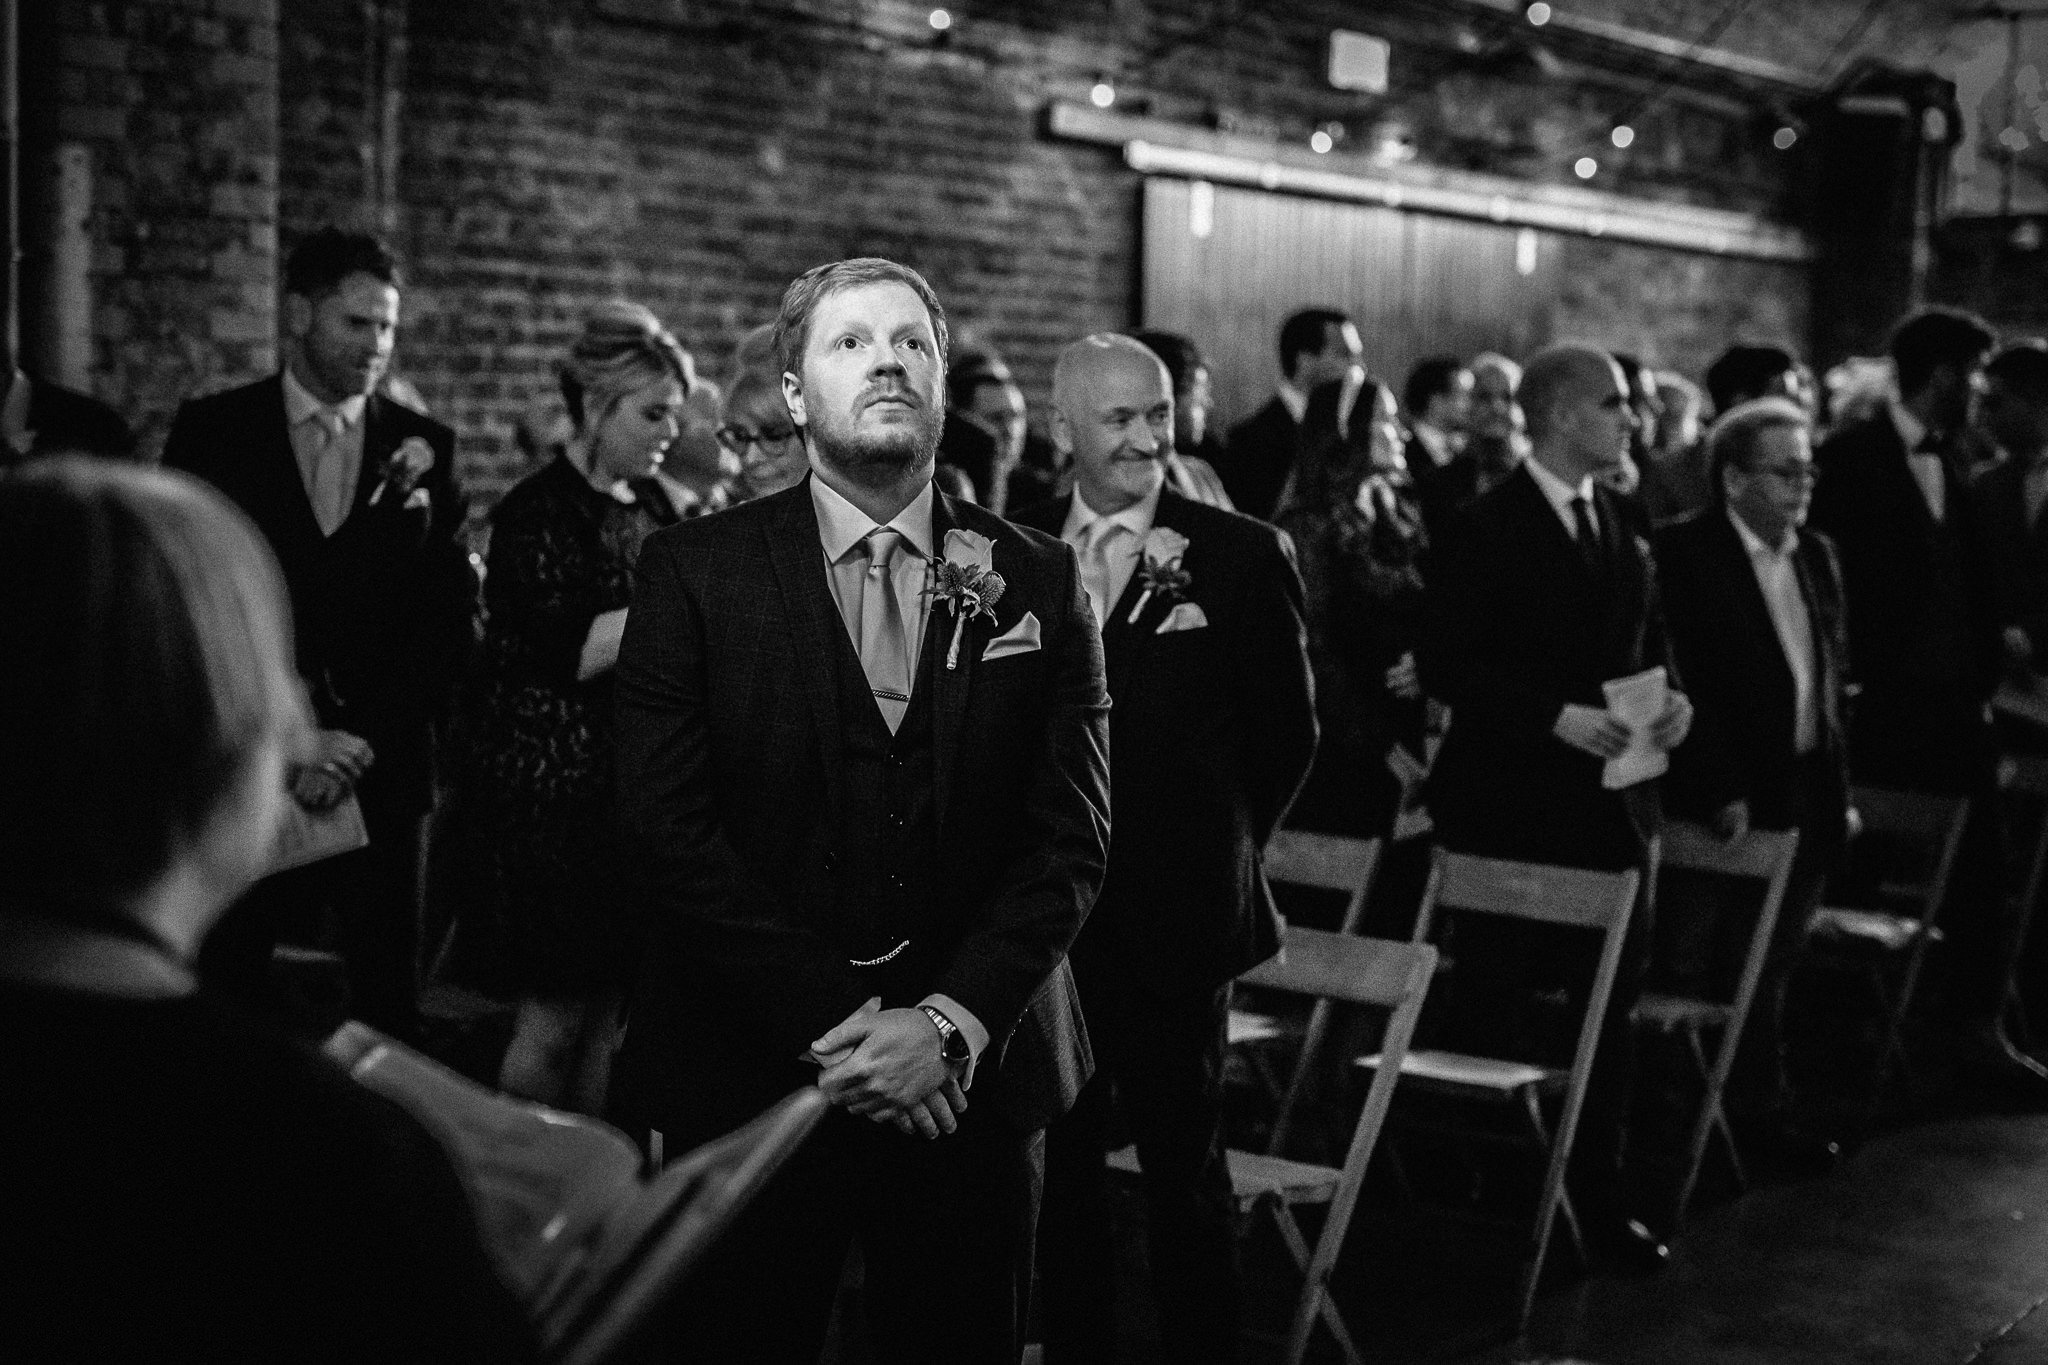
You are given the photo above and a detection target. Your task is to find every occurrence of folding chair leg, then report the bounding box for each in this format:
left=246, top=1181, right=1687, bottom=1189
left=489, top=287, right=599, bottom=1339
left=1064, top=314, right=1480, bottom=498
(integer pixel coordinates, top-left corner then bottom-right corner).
left=1685, top=1028, right=1746, bottom=1192
left=1270, top=1201, right=1365, bottom=1365
left=1521, top=1088, right=1584, bottom=1265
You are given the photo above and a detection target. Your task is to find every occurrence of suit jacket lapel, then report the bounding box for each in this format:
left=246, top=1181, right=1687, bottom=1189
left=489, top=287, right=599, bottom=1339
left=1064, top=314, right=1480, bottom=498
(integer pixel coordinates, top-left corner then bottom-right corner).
left=928, top=491, right=974, bottom=832
left=254, top=376, right=327, bottom=555
left=348, top=394, right=396, bottom=520
left=1791, top=538, right=1844, bottom=749
left=767, top=481, right=850, bottom=817
left=1708, top=510, right=1797, bottom=697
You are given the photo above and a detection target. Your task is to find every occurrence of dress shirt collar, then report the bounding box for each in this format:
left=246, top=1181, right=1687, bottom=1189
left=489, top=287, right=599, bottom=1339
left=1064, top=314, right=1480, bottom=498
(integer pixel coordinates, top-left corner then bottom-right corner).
left=1524, top=453, right=1596, bottom=519
left=1276, top=379, right=1309, bottom=425
left=1889, top=396, right=1930, bottom=454
left=1062, top=480, right=1162, bottom=547
left=282, top=365, right=367, bottom=432
left=1411, top=421, right=1456, bottom=468
left=1726, top=503, right=1798, bottom=559
left=810, top=473, right=935, bottom=565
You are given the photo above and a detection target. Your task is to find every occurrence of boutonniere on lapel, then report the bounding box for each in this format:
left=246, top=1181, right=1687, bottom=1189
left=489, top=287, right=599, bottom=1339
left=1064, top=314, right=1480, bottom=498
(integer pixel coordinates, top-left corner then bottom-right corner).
left=1126, top=526, right=1192, bottom=625
left=931, top=529, right=1008, bottom=670
left=369, top=436, right=435, bottom=511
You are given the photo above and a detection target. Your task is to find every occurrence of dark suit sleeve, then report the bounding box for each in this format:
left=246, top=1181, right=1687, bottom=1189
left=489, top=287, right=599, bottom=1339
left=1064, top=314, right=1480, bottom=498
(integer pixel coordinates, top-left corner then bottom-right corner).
left=1656, top=526, right=1744, bottom=818
left=1420, top=511, right=1567, bottom=738
left=615, top=535, right=870, bottom=1058
left=928, top=543, right=1112, bottom=1041
left=1235, top=528, right=1319, bottom=842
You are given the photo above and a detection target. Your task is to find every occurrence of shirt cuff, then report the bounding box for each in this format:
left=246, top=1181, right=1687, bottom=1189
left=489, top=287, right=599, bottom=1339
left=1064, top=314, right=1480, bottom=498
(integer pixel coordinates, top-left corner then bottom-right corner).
left=919, top=993, right=989, bottom=1087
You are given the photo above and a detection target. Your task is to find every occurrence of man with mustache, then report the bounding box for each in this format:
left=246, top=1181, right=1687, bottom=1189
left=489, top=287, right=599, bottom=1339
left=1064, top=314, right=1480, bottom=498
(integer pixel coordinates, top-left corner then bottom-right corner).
left=163, top=226, right=475, bottom=1041
left=612, top=257, right=1110, bottom=1363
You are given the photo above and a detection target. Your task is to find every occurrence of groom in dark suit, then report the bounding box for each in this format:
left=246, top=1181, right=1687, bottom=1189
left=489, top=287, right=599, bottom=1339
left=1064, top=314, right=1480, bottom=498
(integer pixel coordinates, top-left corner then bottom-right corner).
left=163, top=227, right=474, bottom=1037
left=1015, top=335, right=1317, bottom=1364
left=611, top=258, right=1110, bottom=1363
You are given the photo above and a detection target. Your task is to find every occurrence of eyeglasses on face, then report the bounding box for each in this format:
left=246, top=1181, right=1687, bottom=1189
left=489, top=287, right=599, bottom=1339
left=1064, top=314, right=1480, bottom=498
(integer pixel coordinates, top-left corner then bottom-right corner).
left=1753, top=462, right=1820, bottom=485
left=717, top=424, right=800, bottom=450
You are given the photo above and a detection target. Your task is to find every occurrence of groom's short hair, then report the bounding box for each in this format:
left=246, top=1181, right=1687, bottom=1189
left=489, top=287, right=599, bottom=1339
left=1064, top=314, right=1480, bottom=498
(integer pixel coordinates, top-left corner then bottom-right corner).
left=770, top=257, right=951, bottom=382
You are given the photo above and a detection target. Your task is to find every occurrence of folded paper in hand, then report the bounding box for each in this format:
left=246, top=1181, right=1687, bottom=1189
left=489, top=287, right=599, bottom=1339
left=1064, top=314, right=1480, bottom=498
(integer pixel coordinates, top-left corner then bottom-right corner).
left=270, top=792, right=369, bottom=874
left=1601, top=665, right=1669, bottom=790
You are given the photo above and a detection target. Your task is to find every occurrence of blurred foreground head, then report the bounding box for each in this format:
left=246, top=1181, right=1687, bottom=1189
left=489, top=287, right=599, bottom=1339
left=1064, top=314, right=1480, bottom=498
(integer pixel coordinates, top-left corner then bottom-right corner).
left=0, top=458, right=310, bottom=948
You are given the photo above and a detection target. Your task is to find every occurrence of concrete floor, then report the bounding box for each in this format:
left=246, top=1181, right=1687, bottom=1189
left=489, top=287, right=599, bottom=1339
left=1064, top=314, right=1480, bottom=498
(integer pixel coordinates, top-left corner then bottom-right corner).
left=1493, top=1116, right=2048, bottom=1365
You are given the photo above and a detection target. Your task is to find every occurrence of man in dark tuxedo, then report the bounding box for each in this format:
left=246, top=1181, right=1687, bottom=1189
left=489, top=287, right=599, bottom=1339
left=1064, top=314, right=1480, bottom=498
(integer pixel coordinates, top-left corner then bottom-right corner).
left=1807, top=308, right=2043, bottom=1090
left=1657, top=398, right=1851, bottom=1161
left=163, top=228, right=474, bottom=1038
left=1015, top=335, right=1317, bottom=1364
left=1420, top=343, right=1693, bottom=1265
left=1403, top=354, right=1473, bottom=474
left=611, top=258, right=1110, bottom=1364
left=1973, top=342, right=2048, bottom=678
left=1217, top=307, right=1362, bottom=520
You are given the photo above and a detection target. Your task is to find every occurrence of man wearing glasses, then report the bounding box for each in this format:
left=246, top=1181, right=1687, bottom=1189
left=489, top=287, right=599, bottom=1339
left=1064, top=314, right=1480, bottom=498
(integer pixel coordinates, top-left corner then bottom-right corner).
left=1657, top=397, right=1851, bottom=1168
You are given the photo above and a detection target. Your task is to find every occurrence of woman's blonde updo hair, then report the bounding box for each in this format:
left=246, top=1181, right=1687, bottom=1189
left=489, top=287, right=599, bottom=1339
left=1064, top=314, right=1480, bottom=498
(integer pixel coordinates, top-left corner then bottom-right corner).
left=558, top=301, right=693, bottom=436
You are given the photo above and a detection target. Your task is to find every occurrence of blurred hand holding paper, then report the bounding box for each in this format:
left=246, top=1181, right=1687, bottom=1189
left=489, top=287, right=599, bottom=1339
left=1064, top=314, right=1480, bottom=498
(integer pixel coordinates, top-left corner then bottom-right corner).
left=1601, top=665, right=1670, bottom=790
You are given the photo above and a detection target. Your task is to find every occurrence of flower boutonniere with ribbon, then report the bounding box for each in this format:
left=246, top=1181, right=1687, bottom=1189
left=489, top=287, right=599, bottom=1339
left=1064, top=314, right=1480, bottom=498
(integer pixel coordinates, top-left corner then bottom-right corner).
left=930, top=528, right=1007, bottom=670
left=369, top=436, right=436, bottom=510
left=1127, top=526, right=1191, bottom=624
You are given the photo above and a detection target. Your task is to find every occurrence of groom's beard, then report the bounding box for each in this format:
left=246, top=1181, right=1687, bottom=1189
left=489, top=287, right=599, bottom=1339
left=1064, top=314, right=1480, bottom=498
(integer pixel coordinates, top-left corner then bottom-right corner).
left=809, top=400, right=943, bottom=486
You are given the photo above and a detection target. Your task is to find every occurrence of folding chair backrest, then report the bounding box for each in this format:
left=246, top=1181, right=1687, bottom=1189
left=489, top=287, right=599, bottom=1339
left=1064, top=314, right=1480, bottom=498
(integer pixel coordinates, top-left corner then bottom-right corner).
left=1414, top=851, right=1640, bottom=938
left=1250, top=835, right=1385, bottom=1153
left=1846, top=785, right=1970, bottom=922
left=1264, top=830, right=1385, bottom=933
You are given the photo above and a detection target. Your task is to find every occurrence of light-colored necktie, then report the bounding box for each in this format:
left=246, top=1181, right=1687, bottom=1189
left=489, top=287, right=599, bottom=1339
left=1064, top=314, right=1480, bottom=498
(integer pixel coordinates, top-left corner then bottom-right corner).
left=858, top=529, right=914, bottom=733
left=308, top=409, right=350, bottom=536
left=1079, top=520, right=1128, bottom=627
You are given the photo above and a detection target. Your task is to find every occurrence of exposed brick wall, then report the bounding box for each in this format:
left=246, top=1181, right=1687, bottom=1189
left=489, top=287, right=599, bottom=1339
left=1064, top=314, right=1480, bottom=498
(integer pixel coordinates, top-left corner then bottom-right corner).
left=31, top=0, right=1963, bottom=496
left=29, top=0, right=280, bottom=457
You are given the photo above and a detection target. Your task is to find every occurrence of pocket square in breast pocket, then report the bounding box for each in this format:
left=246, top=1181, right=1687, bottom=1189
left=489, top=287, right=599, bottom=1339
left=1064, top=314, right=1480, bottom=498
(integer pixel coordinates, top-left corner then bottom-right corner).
left=982, top=610, right=1042, bottom=661
left=1155, top=602, right=1209, bottom=634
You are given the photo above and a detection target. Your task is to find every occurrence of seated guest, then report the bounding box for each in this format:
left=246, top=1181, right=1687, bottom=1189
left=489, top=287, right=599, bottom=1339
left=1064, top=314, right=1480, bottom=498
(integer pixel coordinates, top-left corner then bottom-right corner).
left=1220, top=307, right=1364, bottom=519
left=164, top=227, right=477, bottom=1040
left=1018, top=334, right=1315, bottom=1365
left=1421, top=343, right=1693, bottom=1269
left=1657, top=399, right=1850, bottom=1164
left=1130, top=328, right=1235, bottom=510
left=1972, top=341, right=2048, bottom=678
left=453, top=303, right=689, bottom=1115
left=1402, top=355, right=1473, bottom=473
left=1706, top=344, right=1802, bottom=419
left=1640, top=370, right=1710, bottom=525
left=720, top=367, right=808, bottom=501
left=1277, top=373, right=1430, bottom=838
left=1808, top=307, right=2043, bottom=1093
left=0, top=457, right=533, bottom=1363
left=1415, top=350, right=1522, bottom=533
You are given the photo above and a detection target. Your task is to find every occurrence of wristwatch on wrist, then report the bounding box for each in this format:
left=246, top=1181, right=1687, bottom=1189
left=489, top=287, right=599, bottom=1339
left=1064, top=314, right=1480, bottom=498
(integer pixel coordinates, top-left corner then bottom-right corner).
left=920, top=1005, right=972, bottom=1065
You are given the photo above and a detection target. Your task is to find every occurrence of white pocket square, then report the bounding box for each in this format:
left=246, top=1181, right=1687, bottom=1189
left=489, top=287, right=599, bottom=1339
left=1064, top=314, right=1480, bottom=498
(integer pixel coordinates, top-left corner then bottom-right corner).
left=982, top=610, right=1042, bottom=661
left=1155, top=602, right=1209, bottom=634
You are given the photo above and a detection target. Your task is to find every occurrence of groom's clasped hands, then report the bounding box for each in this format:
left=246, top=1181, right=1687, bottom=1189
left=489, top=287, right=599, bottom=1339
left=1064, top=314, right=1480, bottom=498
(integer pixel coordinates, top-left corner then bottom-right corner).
left=809, top=997, right=970, bottom=1140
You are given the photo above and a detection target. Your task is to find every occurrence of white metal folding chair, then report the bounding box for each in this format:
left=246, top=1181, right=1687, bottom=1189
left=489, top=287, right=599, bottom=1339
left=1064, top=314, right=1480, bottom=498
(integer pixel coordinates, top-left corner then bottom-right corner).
left=1357, top=850, right=1639, bottom=1334
left=1629, top=823, right=1798, bottom=1228
left=1111, top=928, right=1436, bottom=1365
left=1805, top=786, right=1970, bottom=1103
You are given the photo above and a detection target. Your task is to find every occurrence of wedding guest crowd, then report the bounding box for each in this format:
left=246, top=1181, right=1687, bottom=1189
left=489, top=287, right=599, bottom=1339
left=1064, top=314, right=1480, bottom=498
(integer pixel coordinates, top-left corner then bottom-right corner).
left=20, top=208, right=2048, bottom=1365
